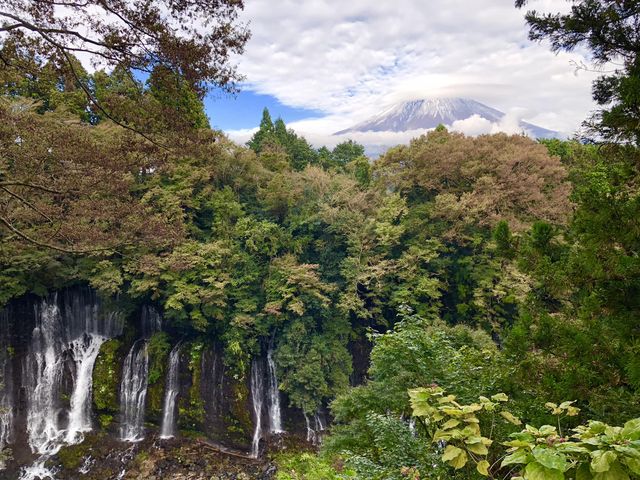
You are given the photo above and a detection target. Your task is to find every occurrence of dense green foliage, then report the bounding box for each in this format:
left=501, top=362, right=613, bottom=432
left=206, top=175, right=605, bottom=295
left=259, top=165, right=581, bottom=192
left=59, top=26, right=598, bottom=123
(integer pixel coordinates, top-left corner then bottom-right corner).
left=2, top=2, right=640, bottom=479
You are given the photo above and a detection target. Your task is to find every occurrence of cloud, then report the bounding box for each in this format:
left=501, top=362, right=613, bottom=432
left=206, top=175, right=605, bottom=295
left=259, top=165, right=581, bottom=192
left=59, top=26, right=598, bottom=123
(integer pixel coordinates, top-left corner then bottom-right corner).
left=228, top=0, right=598, bottom=144
left=226, top=112, right=551, bottom=159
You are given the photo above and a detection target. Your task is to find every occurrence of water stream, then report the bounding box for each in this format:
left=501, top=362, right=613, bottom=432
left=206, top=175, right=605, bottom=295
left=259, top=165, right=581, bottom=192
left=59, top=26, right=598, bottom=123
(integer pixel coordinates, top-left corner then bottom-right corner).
left=119, top=341, right=149, bottom=442
left=159, top=344, right=181, bottom=439
left=250, top=359, right=264, bottom=458
left=20, top=292, right=123, bottom=480
left=266, top=349, right=283, bottom=434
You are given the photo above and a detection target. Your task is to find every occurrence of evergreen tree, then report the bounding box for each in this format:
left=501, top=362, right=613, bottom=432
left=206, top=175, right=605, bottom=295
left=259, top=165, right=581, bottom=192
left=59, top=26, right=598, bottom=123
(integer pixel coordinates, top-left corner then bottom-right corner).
left=516, top=0, right=640, bottom=143
left=247, top=107, right=274, bottom=153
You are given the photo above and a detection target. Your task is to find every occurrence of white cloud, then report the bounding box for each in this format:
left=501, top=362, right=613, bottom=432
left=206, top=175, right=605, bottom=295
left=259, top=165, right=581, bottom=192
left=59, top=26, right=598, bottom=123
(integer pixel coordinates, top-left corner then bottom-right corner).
left=227, top=0, right=598, bottom=146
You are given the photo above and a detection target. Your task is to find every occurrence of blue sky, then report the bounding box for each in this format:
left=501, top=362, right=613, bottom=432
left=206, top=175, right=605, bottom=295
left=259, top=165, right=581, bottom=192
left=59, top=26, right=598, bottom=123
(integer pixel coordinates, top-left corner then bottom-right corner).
left=204, top=90, right=322, bottom=131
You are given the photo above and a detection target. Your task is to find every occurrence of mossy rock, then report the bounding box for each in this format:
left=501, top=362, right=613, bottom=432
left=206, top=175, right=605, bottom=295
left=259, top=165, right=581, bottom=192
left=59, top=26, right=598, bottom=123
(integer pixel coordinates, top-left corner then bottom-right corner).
left=178, top=341, right=206, bottom=429
left=147, top=332, right=171, bottom=418
left=57, top=442, right=91, bottom=470
left=93, top=338, right=123, bottom=414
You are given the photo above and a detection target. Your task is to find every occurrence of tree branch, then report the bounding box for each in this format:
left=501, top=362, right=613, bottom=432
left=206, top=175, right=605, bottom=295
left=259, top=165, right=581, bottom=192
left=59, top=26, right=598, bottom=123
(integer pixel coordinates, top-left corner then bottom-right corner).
left=0, top=181, right=63, bottom=194
left=0, top=186, right=55, bottom=223
left=0, top=215, right=113, bottom=254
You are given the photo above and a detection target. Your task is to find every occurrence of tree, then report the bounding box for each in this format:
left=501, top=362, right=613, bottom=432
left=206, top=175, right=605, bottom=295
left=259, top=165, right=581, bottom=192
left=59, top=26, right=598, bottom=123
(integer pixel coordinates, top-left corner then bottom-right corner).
left=0, top=0, right=250, bottom=97
left=332, top=140, right=366, bottom=166
left=247, top=108, right=274, bottom=153
left=516, top=0, right=640, bottom=144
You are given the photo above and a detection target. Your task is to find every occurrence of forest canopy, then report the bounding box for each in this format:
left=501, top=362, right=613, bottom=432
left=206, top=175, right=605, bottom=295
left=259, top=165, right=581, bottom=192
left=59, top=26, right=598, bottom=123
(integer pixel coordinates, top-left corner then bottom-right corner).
left=1, top=1, right=640, bottom=479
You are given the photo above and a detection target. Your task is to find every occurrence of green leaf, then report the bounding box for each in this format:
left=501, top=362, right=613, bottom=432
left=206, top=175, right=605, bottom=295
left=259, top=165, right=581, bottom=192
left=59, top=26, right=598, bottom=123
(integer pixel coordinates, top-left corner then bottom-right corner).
left=533, top=447, right=568, bottom=471
left=433, top=428, right=454, bottom=442
left=442, top=445, right=463, bottom=462
left=524, top=461, right=564, bottom=480
left=477, top=460, right=490, bottom=476
left=557, top=443, right=590, bottom=454
left=467, top=442, right=489, bottom=455
left=450, top=450, right=468, bottom=470
left=587, top=422, right=608, bottom=435
left=442, top=445, right=468, bottom=469
left=622, top=457, right=640, bottom=475
left=612, top=445, right=640, bottom=460
left=502, top=449, right=532, bottom=467
left=461, top=404, right=483, bottom=414
left=491, top=393, right=509, bottom=402
left=501, top=410, right=523, bottom=425
left=539, top=425, right=557, bottom=436
left=592, top=461, right=630, bottom=480
left=621, top=419, right=640, bottom=441
left=442, top=419, right=461, bottom=430
left=591, top=451, right=618, bottom=473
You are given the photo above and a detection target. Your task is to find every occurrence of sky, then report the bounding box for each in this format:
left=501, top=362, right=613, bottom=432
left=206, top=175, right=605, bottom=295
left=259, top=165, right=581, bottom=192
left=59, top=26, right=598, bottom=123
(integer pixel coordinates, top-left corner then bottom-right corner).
left=206, top=0, right=600, bottom=149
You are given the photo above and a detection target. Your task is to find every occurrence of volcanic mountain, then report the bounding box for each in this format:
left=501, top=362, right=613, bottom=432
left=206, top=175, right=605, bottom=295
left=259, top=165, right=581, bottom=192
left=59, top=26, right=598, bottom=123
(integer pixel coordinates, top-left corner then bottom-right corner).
left=335, top=97, right=557, bottom=138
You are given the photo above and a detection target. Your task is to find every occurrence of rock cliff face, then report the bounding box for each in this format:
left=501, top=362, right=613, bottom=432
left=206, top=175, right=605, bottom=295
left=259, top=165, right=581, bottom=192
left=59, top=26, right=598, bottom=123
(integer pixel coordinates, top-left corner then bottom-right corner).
left=0, top=286, right=318, bottom=479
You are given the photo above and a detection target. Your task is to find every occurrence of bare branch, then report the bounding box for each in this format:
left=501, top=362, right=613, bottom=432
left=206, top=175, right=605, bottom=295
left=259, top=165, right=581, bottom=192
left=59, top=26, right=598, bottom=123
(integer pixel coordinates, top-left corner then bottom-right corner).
left=0, top=215, right=114, bottom=254
left=0, top=186, right=55, bottom=223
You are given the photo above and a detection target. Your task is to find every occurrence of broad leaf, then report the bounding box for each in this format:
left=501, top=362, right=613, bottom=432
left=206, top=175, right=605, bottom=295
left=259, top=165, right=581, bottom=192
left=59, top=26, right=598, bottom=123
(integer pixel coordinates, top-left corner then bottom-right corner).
left=533, top=446, right=568, bottom=471
left=592, top=461, right=630, bottom=480
left=621, top=419, right=640, bottom=441
left=477, top=460, right=490, bottom=476
left=524, top=461, right=564, bottom=480
left=501, top=410, right=523, bottom=425
left=442, top=445, right=463, bottom=462
left=442, top=419, right=460, bottom=430
left=591, top=451, right=618, bottom=473
left=502, top=449, right=532, bottom=467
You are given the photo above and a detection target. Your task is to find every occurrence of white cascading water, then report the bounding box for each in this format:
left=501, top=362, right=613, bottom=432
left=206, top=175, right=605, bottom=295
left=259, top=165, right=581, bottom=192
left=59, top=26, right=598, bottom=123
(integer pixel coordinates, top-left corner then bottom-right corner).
left=24, top=300, right=65, bottom=458
left=304, top=411, right=326, bottom=445
left=0, top=309, right=13, bottom=470
left=119, top=305, right=161, bottom=443
left=65, top=335, right=107, bottom=443
left=0, top=385, right=11, bottom=471
left=250, top=359, right=264, bottom=458
left=266, top=349, right=283, bottom=433
left=119, top=341, right=149, bottom=442
left=159, top=344, right=181, bottom=439
left=20, top=292, right=123, bottom=480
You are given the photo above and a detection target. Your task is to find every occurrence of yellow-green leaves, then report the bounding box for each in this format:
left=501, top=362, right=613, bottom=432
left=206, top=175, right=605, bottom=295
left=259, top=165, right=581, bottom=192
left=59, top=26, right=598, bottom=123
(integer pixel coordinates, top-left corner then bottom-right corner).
left=442, top=445, right=468, bottom=469
left=591, top=451, right=618, bottom=473
left=621, top=418, right=640, bottom=441
left=409, top=386, right=640, bottom=480
left=501, top=410, right=523, bottom=425
left=525, top=462, right=565, bottom=480
left=492, top=393, right=509, bottom=402
left=546, top=400, right=580, bottom=417
left=533, top=447, right=568, bottom=471
left=502, top=449, right=532, bottom=467
left=477, top=460, right=490, bottom=476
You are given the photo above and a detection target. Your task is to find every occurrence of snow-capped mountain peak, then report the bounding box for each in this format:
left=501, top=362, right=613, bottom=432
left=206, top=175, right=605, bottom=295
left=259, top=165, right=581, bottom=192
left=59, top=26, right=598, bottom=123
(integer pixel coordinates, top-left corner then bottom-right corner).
left=335, top=97, right=556, bottom=138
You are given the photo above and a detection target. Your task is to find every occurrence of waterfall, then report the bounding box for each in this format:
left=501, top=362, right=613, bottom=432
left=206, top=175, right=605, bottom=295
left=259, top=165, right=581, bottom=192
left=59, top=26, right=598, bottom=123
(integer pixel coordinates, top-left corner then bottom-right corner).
left=0, top=310, right=13, bottom=470
left=119, top=305, right=161, bottom=442
left=266, top=349, right=283, bottom=434
left=304, top=411, right=326, bottom=445
left=65, top=334, right=107, bottom=443
left=119, top=341, right=149, bottom=442
left=140, top=306, right=162, bottom=339
left=409, top=418, right=416, bottom=436
left=250, top=359, right=265, bottom=458
left=20, top=291, right=123, bottom=480
left=24, top=298, right=65, bottom=456
left=159, top=344, right=181, bottom=439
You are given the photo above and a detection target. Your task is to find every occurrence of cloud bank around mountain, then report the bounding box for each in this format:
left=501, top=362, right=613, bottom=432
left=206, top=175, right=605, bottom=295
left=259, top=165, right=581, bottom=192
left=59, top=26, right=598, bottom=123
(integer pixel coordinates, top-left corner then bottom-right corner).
left=224, top=0, right=600, bottom=148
